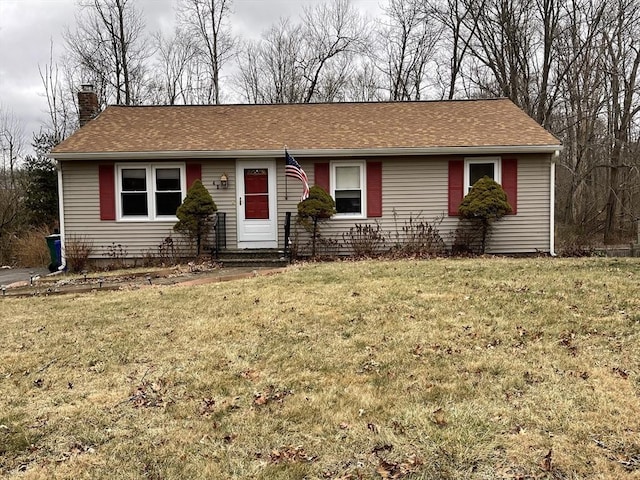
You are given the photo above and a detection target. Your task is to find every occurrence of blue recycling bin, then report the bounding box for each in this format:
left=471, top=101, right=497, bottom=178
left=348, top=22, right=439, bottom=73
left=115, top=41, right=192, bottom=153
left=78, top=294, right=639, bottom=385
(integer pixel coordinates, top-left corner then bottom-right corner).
left=46, top=234, right=61, bottom=272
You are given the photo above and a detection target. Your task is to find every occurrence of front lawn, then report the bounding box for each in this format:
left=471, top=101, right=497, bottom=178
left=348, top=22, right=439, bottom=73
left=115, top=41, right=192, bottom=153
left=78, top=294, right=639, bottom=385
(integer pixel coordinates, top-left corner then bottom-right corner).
left=1, top=257, right=639, bottom=479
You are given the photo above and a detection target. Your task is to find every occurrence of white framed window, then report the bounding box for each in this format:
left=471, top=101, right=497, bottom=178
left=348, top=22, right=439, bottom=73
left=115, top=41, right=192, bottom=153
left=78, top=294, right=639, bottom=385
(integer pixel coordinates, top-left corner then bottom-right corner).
left=464, top=157, right=501, bottom=195
left=116, top=164, right=186, bottom=221
left=331, top=161, right=366, bottom=218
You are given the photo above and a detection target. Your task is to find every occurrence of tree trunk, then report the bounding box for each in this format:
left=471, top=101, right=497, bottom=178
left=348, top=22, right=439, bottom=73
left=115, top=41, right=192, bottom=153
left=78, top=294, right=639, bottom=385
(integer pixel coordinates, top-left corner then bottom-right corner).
left=603, top=144, right=622, bottom=244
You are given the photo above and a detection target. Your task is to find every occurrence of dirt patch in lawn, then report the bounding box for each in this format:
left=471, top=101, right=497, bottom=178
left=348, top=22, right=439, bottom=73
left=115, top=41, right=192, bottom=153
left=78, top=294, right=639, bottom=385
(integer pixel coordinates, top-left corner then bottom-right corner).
left=2, top=263, right=287, bottom=297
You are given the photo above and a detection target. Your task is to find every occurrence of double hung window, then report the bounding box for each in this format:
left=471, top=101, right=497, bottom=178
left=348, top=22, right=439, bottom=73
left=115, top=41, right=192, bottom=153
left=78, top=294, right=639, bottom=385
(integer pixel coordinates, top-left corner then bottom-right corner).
left=331, top=162, right=366, bottom=217
left=117, top=164, right=185, bottom=220
left=464, top=157, right=501, bottom=194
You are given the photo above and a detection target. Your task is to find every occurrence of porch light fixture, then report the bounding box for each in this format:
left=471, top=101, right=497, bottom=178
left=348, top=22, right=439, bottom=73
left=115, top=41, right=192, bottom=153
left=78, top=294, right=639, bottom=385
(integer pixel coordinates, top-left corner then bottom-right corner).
left=220, top=173, right=229, bottom=189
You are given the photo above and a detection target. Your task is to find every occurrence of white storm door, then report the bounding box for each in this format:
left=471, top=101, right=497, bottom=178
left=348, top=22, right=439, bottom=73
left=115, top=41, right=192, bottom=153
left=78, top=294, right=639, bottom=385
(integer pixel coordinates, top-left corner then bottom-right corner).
left=236, top=160, right=278, bottom=248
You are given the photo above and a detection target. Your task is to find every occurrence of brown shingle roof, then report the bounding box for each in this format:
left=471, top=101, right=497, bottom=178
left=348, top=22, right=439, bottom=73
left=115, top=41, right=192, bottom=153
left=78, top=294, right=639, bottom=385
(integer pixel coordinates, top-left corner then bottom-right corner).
left=52, top=99, right=560, bottom=157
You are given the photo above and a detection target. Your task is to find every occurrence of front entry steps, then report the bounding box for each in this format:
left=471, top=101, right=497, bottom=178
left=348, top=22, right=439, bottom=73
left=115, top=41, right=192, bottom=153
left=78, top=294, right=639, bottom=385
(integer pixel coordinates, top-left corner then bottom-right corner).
left=215, top=249, right=289, bottom=268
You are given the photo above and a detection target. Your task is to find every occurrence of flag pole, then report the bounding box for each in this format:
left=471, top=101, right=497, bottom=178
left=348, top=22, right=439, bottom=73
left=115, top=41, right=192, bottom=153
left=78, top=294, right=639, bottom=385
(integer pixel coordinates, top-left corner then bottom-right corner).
left=284, top=145, right=288, bottom=200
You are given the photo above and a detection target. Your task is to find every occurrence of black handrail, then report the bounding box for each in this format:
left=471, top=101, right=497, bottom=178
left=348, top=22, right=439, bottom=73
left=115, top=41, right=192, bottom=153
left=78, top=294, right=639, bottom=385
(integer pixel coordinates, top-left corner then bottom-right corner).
left=213, top=212, right=226, bottom=259
left=284, top=211, right=292, bottom=262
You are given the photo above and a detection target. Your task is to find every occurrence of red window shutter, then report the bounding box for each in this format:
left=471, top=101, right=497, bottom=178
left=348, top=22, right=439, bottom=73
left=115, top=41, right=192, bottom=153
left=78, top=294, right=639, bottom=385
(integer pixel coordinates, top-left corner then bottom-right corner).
left=366, top=161, right=382, bottom=217
left=98, top=163, right=116, bottom=221
left=502, top=158, right=518, bottom=214
left=314, top=162, right=330, bottom=192
left=448, top=159, right=464, bottom=216
left=186, top=163, right=202, bottom=189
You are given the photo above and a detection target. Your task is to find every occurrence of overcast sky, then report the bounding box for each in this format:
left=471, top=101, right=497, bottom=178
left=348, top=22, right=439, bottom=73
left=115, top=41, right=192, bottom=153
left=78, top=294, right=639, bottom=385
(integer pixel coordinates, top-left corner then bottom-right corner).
left=0, top=0, right=383, bottom=153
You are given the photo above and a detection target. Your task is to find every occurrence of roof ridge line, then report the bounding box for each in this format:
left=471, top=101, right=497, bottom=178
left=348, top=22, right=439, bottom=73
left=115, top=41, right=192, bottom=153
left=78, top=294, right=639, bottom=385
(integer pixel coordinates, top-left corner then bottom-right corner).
left=105, top=98, right=511, bottom=109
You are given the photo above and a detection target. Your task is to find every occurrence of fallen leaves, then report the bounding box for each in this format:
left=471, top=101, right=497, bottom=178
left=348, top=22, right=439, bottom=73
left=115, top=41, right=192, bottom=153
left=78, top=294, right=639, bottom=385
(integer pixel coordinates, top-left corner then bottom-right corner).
left=540, top=448, right=553, bottom=472
left=55, top=442, right=96, bottom=463
left=613, top=367, right=630, bottom=379
left=239, top=369, right=260, bottom=381
left=269, top=445, right=317, bottom=464
left=375, top=454, right=422, bottom=479
left=593, top=437, right=640, bottom=472
left=199, top=397, right=216, bottom=416
left=558, top=331, right=578, bottom=356
left=432, top=408, right=447, bottom=427
left=253, top=385, right=293, bottom=407
left=128, top=379, right=167, bottom=408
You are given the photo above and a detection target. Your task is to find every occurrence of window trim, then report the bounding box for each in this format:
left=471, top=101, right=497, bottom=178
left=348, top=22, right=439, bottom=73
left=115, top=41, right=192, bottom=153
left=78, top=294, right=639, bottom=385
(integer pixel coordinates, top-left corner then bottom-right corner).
left=464, top=157, right=501, bottom=195
left=330, top=160, right=367, bottom=219
left=116, top=163, right=186, bottom=222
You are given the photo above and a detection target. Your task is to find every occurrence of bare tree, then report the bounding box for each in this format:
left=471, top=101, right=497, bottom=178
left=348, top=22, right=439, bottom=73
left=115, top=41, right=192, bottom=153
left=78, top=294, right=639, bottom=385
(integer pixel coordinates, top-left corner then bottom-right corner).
left=64, top=0, right=151, bottom=105
left=299, top=0, right=369, bottom=102
left=39, top=41, right=76, bottom=141
left=179, top=0, right=236, bottom=104
left=377, top=0, right=442, bottom=101
left=235, top=0, right=369, bottom=104
left=0, top=107, right=25, bottom=261
left=430, top=0, right=481, bottom=99
left=461, top=0, right=538, bottom=111
left=235, top=19, right=307, bottom=103
left=554, top=0, right=607, bottom=231
left=343, top=60, right=385, bottom=101
left=601, top=0, right=640, bottom=243
left=149, top=29, right=198, bottom=105
left=0, top=108, right=25, bottom=189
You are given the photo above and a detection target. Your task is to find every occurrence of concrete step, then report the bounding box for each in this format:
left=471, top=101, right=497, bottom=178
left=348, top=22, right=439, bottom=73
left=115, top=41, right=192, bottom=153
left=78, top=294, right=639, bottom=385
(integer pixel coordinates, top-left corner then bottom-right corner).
left=216, top=249, right=289, bottom=268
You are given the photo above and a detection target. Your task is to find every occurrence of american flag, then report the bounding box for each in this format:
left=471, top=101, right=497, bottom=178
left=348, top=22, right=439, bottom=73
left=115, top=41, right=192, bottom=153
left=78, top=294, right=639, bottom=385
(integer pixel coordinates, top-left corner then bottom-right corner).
left=285, top=150, right=310, bottom=200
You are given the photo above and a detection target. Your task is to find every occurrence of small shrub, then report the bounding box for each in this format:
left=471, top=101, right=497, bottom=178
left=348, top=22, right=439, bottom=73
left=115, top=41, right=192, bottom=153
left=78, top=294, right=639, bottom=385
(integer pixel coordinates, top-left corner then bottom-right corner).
left=398, top=214, right=446, bottom=257
left=158, top=236, right=176, bottom=263
left=293, top=221, right=342, bottom=260
left=297, top=186, right=336, bottom=258
left=104, top=242, right=129, bottom=270
left=65, top=235, right=94, bottom=272
left=174, top=180, right=217, bottom=257
left=317, top=235, right=341, bottom=259
left=457, top=176, right=511, bottom=253
left=557, top=238, right=598, bottom=257
left=157, top=235, right=191, bottom=265
left=451, top=220, right=484, bottom=255
left=342, top=223, right=387, bottom=257
left=556, top=225, right=601, bottom=257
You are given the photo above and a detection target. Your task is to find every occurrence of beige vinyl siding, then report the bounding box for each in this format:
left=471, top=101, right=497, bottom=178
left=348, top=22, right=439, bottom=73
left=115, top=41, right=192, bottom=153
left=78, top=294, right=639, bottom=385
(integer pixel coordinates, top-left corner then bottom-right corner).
left=285, top=155, right=551, bottom=255
left=201, top=160, right=237, bottom=249
left=488, top=156, right=551, bottom=253
left=62, top=160, right=238, bottom=258
left=62, top=161, right=175, bottom=258
left=277, top=159, right=307, bottom=249
left=62, top=153, right=551, bottom=259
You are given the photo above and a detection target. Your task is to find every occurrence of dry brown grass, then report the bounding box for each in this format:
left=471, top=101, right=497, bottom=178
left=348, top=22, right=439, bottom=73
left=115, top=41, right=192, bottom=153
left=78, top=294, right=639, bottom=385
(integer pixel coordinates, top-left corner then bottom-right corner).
left=11, top=227, right=51, bottom=268
left=1, top=257, right=640, bottom=479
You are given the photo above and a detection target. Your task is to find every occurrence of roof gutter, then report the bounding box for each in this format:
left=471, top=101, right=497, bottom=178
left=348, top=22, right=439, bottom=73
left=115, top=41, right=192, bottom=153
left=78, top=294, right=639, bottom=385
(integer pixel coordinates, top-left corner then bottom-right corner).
left=50, top=144, right=563, bottom=161
left=549, top=155, right=557, bottom=256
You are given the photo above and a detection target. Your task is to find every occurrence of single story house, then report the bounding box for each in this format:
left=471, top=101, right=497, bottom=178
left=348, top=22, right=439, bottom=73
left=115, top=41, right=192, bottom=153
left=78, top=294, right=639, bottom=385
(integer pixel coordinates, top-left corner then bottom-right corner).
left=51, top=88, right=562, bottom=264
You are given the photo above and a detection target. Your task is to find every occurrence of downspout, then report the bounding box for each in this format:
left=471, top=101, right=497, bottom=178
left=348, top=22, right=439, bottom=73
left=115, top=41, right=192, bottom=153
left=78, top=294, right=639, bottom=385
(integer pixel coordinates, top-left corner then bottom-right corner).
left=57, top=163, right=67, bottom=271
left=549, top=153, right=557, bottom=256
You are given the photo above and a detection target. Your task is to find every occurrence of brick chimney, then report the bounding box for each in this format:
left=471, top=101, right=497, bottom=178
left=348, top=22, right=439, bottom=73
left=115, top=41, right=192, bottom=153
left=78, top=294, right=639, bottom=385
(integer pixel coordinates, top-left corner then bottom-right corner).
left=77, top=84, right=100, bottom=127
